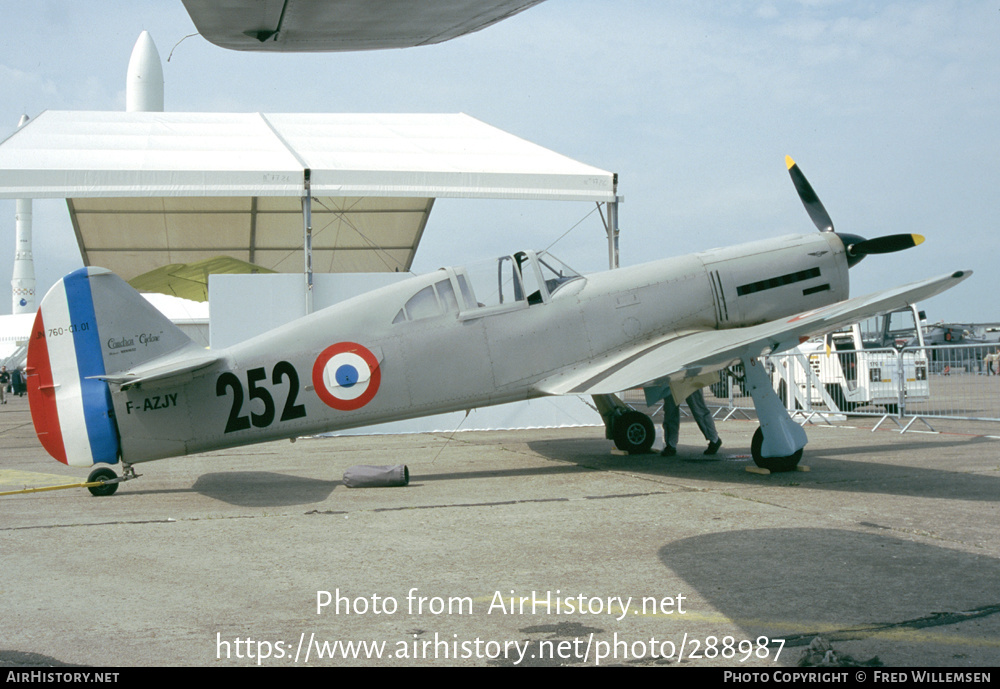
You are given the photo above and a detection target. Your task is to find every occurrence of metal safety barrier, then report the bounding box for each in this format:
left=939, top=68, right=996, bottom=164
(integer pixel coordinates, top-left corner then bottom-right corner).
left=696, top=344, right=1000, bottom=432
left=900, top=344, right=1000, bottom=424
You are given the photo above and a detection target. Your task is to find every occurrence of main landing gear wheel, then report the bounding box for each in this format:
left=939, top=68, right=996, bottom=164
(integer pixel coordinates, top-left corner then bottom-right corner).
left=87, top=467, right=119, bottom=497
left=613, top=411, right=655, bottom=454
left=750, top=427, right=803, bottom=473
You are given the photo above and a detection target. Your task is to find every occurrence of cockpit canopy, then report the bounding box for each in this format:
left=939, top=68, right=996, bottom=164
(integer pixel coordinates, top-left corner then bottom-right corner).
left=393, top=250, right=583, bottom=324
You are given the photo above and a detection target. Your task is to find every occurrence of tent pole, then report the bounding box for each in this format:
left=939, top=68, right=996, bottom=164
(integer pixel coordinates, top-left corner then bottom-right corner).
left=302, top=168, right=313, bottom=314
left=606, top=196, right=620, bottom=270
left=593, top=192, right=627, bottom=440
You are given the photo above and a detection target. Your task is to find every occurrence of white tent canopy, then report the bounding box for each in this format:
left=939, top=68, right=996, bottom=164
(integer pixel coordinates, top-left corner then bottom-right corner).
left=0, top=111, right=617, bottom=279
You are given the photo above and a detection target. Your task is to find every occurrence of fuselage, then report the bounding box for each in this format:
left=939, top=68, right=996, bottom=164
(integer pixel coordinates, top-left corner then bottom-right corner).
left=111, top=232, right=850, bottom=463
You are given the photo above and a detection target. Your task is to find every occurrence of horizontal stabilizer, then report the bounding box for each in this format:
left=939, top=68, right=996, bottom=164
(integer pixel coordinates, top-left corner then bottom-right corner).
left=92, top=351, right=220, bottom=390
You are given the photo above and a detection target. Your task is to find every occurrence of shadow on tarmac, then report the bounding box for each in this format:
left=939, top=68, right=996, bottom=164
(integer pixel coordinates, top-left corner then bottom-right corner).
left=0, top=650, right=84, bottom=667
left=190, top=472, right=337, bottom=507
left=527, top=435, right=1000, bottom=503
left=659, top=527, right=1000, bottom=657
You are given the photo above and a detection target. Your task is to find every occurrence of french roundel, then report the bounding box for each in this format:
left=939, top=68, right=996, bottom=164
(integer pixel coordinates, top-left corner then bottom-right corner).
left=312, top=342, right=381, bottom=411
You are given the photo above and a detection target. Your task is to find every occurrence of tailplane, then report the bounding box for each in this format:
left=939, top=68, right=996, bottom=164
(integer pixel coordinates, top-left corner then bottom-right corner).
left=27, top=267, right=198, bottom=467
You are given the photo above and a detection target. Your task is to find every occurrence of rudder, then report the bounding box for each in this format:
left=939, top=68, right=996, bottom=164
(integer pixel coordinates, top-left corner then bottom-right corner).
left=27, top=267, right=196, bottom=467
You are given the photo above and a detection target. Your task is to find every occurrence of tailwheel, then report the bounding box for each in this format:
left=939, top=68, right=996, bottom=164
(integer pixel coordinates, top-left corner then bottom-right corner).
left=750, top=427, right=803, bottom=473
left=87, top=467, right=119, bottom=497
left=613, top=410, right=655, bottom=454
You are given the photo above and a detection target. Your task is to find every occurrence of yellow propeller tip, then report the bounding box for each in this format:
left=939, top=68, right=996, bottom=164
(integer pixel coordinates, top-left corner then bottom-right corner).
left=913, top=234, right=925, bottom=246
left=785, top=155, right=796, bottom=170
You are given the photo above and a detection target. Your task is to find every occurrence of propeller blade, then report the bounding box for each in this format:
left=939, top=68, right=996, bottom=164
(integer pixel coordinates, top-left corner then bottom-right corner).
left=848, top=234, right=925, bottom=256
left=786, top=155, right=835, bottom=233
left=785, top=156, right=925, bottom=268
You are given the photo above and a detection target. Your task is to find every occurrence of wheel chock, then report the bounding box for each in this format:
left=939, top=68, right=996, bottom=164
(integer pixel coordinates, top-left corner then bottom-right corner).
left=745, top=464, right=810, bottom=475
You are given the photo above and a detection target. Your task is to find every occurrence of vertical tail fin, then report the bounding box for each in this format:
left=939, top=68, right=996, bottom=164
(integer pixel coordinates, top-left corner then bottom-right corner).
left=27, top=267, right=196, bottom=467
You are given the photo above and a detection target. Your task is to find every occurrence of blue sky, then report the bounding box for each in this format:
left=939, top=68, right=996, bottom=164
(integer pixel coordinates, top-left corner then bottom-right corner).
left=1, top=0, right=997, bottom=321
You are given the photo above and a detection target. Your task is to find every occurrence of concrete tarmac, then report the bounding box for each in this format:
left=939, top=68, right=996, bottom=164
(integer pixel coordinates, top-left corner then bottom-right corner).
left=1, top=394, right=999, bottom=668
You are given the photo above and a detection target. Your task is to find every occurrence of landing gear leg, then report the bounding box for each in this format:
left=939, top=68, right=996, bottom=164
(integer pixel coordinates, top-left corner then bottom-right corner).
left=85, top=461, right=141, bottom=497
left=742, top=355, right=808, bottom=472
left=593, top=393, right=655, bottom=454
left=121, top=461, right=139, bottom=482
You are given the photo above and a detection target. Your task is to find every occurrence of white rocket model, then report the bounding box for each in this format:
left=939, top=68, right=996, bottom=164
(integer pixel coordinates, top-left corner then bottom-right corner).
left=126, top=31, right=164, bottom=113
left=10, top=32, right=164, bottom=314
left=11, top=115, right=35, bottom=314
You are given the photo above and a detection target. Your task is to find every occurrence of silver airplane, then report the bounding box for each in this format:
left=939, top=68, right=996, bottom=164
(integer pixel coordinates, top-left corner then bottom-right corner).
left=26, top=158, right=970, bottom=494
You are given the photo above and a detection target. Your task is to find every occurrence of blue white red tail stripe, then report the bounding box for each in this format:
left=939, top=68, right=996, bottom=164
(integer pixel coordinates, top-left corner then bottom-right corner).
left=27, top=268, right=119, bottom=467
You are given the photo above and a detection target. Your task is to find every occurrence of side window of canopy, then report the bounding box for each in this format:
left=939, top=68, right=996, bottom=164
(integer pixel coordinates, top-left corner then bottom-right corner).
left=393, top=278, right=459, bottom=324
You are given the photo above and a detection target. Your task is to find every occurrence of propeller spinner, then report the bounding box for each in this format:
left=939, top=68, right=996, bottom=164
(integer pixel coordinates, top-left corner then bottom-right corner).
left=785, top=156, right=923, bottom=267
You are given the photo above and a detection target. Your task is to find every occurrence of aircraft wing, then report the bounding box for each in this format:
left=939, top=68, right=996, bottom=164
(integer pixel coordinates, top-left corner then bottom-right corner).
left=536, top=270, right=971, bottom=396
left=181, top=0, right=548, bottom=52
